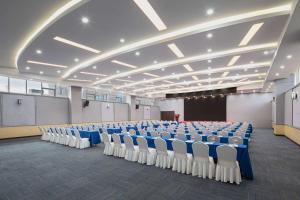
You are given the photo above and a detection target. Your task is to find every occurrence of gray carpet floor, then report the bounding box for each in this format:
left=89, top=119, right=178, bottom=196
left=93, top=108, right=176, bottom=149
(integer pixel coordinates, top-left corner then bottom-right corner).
left=0, top=129, right=300, bottom=200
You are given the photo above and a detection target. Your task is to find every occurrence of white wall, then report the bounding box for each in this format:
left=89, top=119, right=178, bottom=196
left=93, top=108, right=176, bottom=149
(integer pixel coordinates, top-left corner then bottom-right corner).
left=101, top=102, right=114, bottom=122
left=114, top=103, right=129, bottom=121
left=159, top=98, right=184, bottom=121
left=143, top=106, right=151, bottom=120
left=227, top=93, right=273, bottom=128
left=284, top=90, right=292, bottom=126
left=82, top=101, right=101, bottom=123
left=293, top=84, right=300, bottom=128
left=151, top=106, right=160, bottom=120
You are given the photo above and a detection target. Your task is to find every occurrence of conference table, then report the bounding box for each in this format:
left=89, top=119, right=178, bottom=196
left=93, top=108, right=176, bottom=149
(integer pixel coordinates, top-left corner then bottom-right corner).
left=70, top=129, right=101, bottom=146
left=107, top=128, right=122, bottom=134
left=114, top=134, right=253, bottom=179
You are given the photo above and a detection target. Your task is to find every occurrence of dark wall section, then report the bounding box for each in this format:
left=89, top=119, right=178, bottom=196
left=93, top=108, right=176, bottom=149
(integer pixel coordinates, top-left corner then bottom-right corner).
left=184, top=96, right=226, bottom=121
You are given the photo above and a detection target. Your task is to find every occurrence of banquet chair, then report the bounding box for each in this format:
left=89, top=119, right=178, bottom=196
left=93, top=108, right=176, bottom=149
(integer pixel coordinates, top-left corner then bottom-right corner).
left=172, top=140, right=193, bottom=174
left=64, top=129, right=72, bottom=145
left=112, top=134, right=126, bottom=157
left=124, top=135, right=139, bottom=162
left=229, top=136, right=243, bottom=145
left=207, top=135, right=220, bottom=143
left=59, top=128, right=67, bottom=145
left=140, top=129, right=147, bottom=136
left=137, top=137, right=156, bottom=165
left=102, top=133, right=114, bottom=156
left=50, top=128, right=58, bottom=143
left=74, top=129, right=90, bottom=149
left=54, top=128, right=62, bottom=143
left=161, top=131, right=171, bottom=139
left=40, top=127, right=50, bottom=141
left=215, top=145, right=241, bottom=184
left=129, top=129, right=136, bottom=135
left=154, top=138, right=174, bottom=169
left=192, top=142, right=215, bottom=179
left=176, top=133, right=187, bottom=141
left=193, top=134, right=203, bottom=142
left=150, top=131, right=159, bottom=137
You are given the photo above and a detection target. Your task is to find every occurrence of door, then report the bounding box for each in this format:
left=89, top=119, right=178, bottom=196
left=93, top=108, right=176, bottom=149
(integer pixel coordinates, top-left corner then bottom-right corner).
left=161, top=111, right=175, bottom=121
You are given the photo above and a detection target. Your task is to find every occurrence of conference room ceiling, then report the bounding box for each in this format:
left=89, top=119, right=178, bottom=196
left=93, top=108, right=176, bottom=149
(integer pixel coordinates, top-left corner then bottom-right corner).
left=1, top=0, right=298, bottom=96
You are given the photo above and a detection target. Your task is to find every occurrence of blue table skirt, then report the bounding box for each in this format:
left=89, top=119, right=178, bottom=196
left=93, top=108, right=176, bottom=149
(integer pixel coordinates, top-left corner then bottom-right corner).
left=70, top=129, right=101, bottom=145
left=114, top=134, right=253, bottom=179
left=107, top=128, right=122, bottom=134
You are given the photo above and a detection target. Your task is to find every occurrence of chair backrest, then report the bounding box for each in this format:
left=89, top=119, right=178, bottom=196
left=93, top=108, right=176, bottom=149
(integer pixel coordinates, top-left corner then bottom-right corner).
left=102, top=127, right=107, bottom=133
left=55, top=128, right=61, bottom=134
left=193, top=134, right=202, bottom=142
left=137, top=137, right=148, bottom=152
left=192, top=142, right=209, bottom=159
left=102, top=132, right=110, bottom=143
left=74, top=129, right=81, bottom=139
left=61, top=128, right=66, bottom=136
left=216, top=145, right=237, bottom=165
left=161, top=131, right=171, bottom=139
left=229, top=136, right=243, bottom=145
left=172, top=139, right=187, bottom=155
left=154, top=138, right=167, bottom=154
left=129, top=129, right=136, bottom=135
left=112, top=133, right=122, bottom=145
left=207, top=135, right=220, bottom=142
left=124, top=135, right=135, bottom=150
left=150, top=131, right=159, bottom=137
left=176, top=133, right=186, bottom=141
left=66, top=129, right=73, bottom=136
left=140, top=129, right=147, bottom=136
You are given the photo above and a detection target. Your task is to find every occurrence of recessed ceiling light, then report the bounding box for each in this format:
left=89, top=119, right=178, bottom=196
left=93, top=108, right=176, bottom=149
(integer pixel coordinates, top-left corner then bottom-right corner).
left=153, top=60, right=158, bottom=64
left=255, top=69, right=258, bottom=72
left=236, top=73, right=239, bottom=76
left=192, top=76, right=199, bottom=80
left=36, top=49, right=42, bottom=54
left=161, top=68, right=165, bottom=71
left=172, top=72, right=176, bottom=75
left=198, top=83, right=202, bottom=86
left=27, top=60, right=68, bottom=68
left=116, top=70, right=120, bottom=73
left=120, top=38, right=125, bottom=43
left=111, top=60, right=138, bottom=69
left=25, top=66, right=30, bottom=70
left=207, top=48, right=212, bottom=52
left=244, top=68, right=248, bottom=72
left=263, top=51, right=269, bottom=55
left=183, top=64, right=194, bottom=72
left=135, top=51, right=140, bottom=56
left=96, top=77, right=99, bottom=80
left=57, top=70, right=61, bottom=74
left=92, top=65, right=97, bottom=69
left=128, top=76, right=131, bottom=78
left=280, top=65, right=285, bottom=69
left=74, top=58, right=79, bottom=62
left=206, top=8, right=214, bottom=16
left=73, top=75, right=77, bottom=78
left=253, top=90, right=256, bottom=93
left=143, top=78, right=147, bottom=81
left=133, top=0, right=167, bottom=31
left=81, top=17, right=89, bottom=24
left=275, top=73, right=279, bottom=76
left=53, top=36, right=101, bottom=53
left=286, top=54, right=292, bottom=59
left=239, top=23, right=264, bottom=46
left=250, top=61, right=254, bottom=64
left=167, top=43, right=184, bottom=58
left=206, top=33, right=213, bottom=38
left=39, top=71, right=44, bottom=74
left=207, top=59, right=212, bottom=63
left=208, top=66, right=212, bottom=70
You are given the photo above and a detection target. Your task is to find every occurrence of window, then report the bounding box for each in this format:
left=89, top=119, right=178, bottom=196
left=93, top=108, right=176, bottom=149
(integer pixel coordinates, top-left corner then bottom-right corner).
left=27, top=80, right=41, bottom=95
left=42, top=89, right=55, bottom=96
left=42, top=82, right=55, bottom=89
left=56, top=85, right=69, bottom=97
left=9, top=78, right=26, bottom=94
left=0, top=76, right=8, bottom=92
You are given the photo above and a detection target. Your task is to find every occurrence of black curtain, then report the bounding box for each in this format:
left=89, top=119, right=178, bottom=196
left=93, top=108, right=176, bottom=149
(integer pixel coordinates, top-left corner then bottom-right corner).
left=184, top=96, right=226, bottom=121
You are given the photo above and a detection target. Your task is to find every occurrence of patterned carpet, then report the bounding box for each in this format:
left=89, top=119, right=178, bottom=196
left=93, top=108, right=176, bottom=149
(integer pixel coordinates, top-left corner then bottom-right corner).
left=0, top=129, right=300, bottom=200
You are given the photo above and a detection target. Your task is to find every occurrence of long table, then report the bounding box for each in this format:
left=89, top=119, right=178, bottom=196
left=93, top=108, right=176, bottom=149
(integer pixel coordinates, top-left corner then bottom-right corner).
left=70, top=129, right=101, bottom=146
left=114, top=134, right=253, bottom=179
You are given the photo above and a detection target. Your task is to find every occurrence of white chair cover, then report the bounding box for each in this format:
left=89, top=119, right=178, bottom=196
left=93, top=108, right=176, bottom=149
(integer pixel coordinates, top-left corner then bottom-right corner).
left=176, top=133, right=186, bottom=141
left=192, top=142, right=215, bottom=179
left=102, top=132, right=114, bottom=155
left=129, top=129, right=136, bottom=135
left=229, top=136, right=243, bottom=145
left=154, top=138, right=174, bottom=169
left=172, top=140, right=193, bottom=174
left=112, top=134, right=125, bottom=157
left=74, top=129, right=90, bottom=149
left=215, top=145, right=241, bottom=184
left=137, top=137, right=156, bottom=165
left=207, top=135, right=220, bottom=143
left=124, top=135, right=139, bottom=161
left=161, top=131, right=171, bottom=139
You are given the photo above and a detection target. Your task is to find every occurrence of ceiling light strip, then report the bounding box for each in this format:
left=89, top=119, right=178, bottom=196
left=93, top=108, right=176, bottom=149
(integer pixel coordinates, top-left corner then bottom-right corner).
left=227, top=55, right=241, bottom=66
left=15, top=0, right=85, bottom=69
left=54, top=36, right=101, bottom=53
left=94, top=43, right=277, bottom=85
left=111, top=60, right=138, bottom=69
left=143, top=72, right=160, bottom=77
left=67, top=78, right=92, bottom=82
left=27, top=60, right=68, bottom=68
left=133, top=0, right=167, bottom=31
left=80, top=71, right=107, bottom=76
left=239, top=23, right=264, bottom=46
left=115, top=61, right=270, bottom=89
left=168, top=43, right=184, bottom=58
left=62, top=4, right=291, bottom=78
left=183, top=64, right=194, bottom=72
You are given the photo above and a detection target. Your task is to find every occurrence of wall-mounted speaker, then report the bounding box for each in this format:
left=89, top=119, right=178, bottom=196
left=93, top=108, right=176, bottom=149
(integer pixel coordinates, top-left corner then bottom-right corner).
left=106, top=103, right=110, bottom=109
left=136, top=104, right=139, bottom=109
left=83, top=100, right=90, bottom=108
left=292, top=92, right=298, bottom=100
left=17, top=99, right=22, bottom=105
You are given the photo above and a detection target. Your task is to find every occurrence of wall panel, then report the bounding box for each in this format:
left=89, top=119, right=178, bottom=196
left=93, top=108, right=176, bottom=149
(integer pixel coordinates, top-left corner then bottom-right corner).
left=159, top=99, right=184, bottom=121
left=82, top=101, right=101, bottom=123
left=143, top=106, right=151, bottom=120
left=293, top=85, right=300, bottom=128
left=284, top=90, right=293, bottom=126
left=150, top=106, right=160, bottom=120
left=114, top=103, right=129, bottom=121
left=2, top=94, right=36, bottom=126
left=101, top=102, right=114, bottom=122
left=36, top=96, right=69, bottom=125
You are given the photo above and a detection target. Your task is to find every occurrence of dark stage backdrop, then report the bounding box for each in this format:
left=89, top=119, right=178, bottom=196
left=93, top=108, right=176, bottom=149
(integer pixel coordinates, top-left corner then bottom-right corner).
left=184, top=96, right=226, bottom=121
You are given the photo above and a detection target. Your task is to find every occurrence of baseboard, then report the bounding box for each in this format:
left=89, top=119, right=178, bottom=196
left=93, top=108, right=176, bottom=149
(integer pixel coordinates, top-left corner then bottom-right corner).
left=273, top=124, right=300, bottom=145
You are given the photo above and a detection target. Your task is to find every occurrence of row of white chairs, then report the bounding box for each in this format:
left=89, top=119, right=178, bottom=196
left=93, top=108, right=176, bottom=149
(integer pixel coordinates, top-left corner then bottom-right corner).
left=40, top=127, right=90, bottom=149
left=102, top=133, right=241, bottom=184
